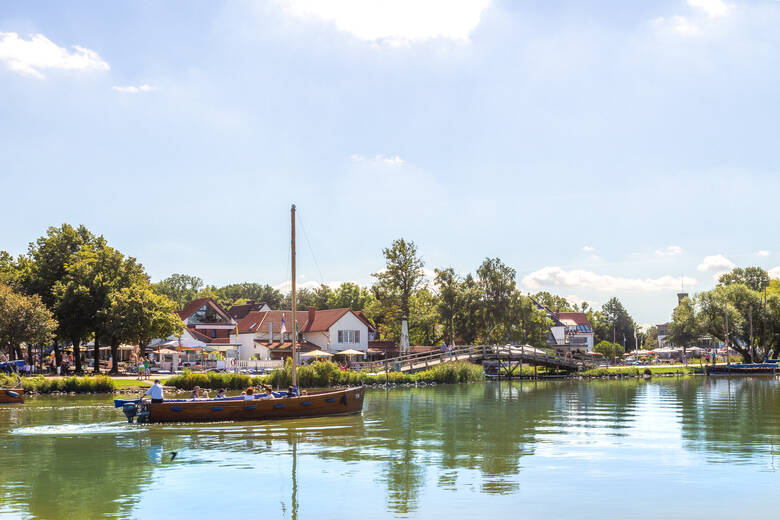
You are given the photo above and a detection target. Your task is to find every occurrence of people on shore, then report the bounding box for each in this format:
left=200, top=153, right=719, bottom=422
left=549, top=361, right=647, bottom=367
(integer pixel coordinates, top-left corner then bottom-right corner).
left=144, top=379, right=165, bottom=403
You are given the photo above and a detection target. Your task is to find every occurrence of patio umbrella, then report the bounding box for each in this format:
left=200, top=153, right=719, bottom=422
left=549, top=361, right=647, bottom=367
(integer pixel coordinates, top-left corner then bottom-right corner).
left=337, top=349, right=364, bottom=356
left=301, top=350, right=334, bottom=358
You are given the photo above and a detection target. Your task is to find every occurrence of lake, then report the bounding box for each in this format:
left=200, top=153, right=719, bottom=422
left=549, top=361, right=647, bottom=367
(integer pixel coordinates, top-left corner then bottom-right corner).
left=1, top=378, right=779, bottom=519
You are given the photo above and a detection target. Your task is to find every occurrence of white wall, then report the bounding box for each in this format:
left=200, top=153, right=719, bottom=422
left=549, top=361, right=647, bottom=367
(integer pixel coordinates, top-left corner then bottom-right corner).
left=302, top=331, right=329, bottom=349
left=327, top=312, right=368, bottom=352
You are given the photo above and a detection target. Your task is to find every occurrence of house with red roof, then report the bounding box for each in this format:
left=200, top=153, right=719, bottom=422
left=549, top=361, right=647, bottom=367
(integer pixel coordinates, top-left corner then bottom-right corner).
left=230, top=307, right=376, bottom=361
left=547, top=312, right=595, bottom=355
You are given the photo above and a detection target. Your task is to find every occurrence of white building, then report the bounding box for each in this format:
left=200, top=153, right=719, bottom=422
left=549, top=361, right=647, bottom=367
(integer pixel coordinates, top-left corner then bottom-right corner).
left=548, top=312, right=595, bottom=355
left=230, top=307, right=376, bottom=360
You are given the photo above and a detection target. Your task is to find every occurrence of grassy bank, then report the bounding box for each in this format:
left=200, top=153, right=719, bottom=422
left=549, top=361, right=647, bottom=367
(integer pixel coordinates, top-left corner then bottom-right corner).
left=580, top=366, right=702, bottom=377
left=1, top=374, right=116, bottom=393
left=164, top=360, right=485, bottom=390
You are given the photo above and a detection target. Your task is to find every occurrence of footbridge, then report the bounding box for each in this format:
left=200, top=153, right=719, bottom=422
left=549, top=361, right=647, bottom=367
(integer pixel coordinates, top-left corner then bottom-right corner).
left=365, top=345, right=593, bottom=374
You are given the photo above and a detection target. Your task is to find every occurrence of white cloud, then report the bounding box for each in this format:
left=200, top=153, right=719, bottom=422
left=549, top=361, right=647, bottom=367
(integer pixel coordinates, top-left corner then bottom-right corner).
left=696, top=254, right=735, bottom=272
left=112, top=84, right=157, bottom=94
left=522, top=266, right=696, bottom=293
left=0, top=32, right=109, bottom=79
left=582, top=246, right=595, bottom=252
left=757, top=250, right=770, bottom=257
left=350, top=154, right=405, bottom=165
left=696, top=254, right=736, bottom=281
left=688, top=0, right=730, bottom=18
left=770, top=267, right=780, bottom=280
left=655, top=245, right=683, bottom=257
left=276, top=0, right=490, bottom=43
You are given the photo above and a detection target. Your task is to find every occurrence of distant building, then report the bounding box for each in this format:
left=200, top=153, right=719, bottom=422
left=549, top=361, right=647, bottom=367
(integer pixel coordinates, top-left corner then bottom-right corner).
left=657, top=322, right=671, bottom=348
left=230, top=307, right=377, bottom=361
left=547, top=312, right=595, bottom=355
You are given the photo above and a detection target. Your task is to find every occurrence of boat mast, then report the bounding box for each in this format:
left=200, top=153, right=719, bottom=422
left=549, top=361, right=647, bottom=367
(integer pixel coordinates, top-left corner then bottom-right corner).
left=291, top=204, right=297, bottom=387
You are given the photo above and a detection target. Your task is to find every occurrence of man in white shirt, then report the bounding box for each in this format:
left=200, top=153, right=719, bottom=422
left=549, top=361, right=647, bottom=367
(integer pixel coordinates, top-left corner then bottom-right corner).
left=144, top=379, right=164, bottom=403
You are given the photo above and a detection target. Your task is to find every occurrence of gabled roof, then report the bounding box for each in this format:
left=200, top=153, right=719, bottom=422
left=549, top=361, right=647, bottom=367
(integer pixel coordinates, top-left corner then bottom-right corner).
left=555, top=312, right=593, bottom=333
left=236, top=310, right=303, bottom=334
left=177, top=297, right=233, bottom=324
left=228, top=301, right=270, bottom=320
left=235, top=308, right=374, bottom=334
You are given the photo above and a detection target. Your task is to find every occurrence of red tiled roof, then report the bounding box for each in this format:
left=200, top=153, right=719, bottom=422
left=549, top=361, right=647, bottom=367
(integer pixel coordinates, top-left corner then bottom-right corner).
left=236, top=310, right=304, bottom=334
left=555, top=312, right=591, bottom=327
left=302, top=308, right=350, bottom=332
left=228, top=301, right=269, bottom=320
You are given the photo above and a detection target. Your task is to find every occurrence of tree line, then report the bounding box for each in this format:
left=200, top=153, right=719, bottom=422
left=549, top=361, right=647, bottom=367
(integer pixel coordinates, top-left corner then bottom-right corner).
left=667, top=267, right=780, bottom=360
left=2, top=228, right=649, bottom=367
left=1, top=225, right=182, bottom=373
left=156, top=238, right=641, bottom=348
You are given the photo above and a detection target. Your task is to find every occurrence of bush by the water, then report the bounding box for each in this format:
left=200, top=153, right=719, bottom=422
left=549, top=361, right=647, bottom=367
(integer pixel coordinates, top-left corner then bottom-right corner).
left=164, top=360, right=484, bottom=390
left=0, top=374, right=115, bottom=393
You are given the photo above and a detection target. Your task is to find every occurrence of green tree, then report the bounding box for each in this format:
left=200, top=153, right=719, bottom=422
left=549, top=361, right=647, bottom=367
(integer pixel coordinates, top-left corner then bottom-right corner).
left=152, top=273, right=203, bottom=310
left=54, top=243, right=147, bottom=373
left=409, top=288, right=440, bottom=345
left=99, top=285, right=183, bottom=373
left=594, top=340, right=624, bottom=362
left=328, top=282, right=374, bottom=310
left=718, top=267, right=770, bottom=292
left=22, top=224, right=98, bottom=364
left=434, top=268, right=460, bottom=345
left=215, top=282, right=284, bottom=309
left=669, top=296, right=699, bottom=356
left=510, top=292, right=553, bottom=347
left=477, top=258, right=516, bottom=343
left=643, top=326, right=658, bottom=350
left=372, top=239, right=425, bottom=338
left=601, top=297, right=636, bottom=350
left=0, top=283, right=58, bottom=362
left=532, top=292, right=573, bottom=312
left=696, top=286, right=743, bottom=356
left=453, top=274, right=483, bottom=345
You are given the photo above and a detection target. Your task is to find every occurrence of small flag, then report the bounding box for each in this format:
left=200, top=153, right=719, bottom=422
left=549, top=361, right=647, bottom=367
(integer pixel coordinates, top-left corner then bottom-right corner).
left=280, top=314, right=287, bottom=335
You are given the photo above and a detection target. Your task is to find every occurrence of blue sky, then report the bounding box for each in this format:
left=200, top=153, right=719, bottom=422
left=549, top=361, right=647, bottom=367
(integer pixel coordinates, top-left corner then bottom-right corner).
left=1, top=0, right=779, bottom=325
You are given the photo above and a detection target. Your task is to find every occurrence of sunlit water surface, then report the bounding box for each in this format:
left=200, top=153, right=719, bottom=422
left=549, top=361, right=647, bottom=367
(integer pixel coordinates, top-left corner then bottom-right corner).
left=2, top=378, right=779, bottom=519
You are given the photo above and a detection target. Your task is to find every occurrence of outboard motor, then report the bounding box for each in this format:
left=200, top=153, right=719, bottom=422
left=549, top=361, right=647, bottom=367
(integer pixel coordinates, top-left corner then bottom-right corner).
left=122, top=402, right=139, bottom=423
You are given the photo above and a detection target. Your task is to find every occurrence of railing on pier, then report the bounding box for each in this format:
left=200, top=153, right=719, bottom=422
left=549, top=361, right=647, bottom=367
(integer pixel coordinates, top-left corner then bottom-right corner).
left=364, top=344, right=593, bottom=373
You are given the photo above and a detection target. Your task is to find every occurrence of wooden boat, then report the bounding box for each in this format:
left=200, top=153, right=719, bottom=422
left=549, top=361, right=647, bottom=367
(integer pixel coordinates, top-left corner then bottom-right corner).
left=116, top=387, right=365, bottom=424
left=0, top=388, right=24, bottom=404
left=116, top=205, right=367, bottom=424
left=706, top=363, right=778, bottom=376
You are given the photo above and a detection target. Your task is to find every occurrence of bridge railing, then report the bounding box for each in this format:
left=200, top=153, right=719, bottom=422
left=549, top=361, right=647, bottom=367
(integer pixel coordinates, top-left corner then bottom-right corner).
left=365, top=344, right=592, bottom=372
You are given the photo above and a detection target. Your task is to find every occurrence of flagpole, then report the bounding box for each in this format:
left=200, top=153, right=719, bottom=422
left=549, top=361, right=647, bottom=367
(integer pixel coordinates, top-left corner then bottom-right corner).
left=291, top=204, right=297, bottom=388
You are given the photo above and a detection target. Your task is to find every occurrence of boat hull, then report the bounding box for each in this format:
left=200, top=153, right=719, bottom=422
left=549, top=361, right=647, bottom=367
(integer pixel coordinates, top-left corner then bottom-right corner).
left=135, top=386, right=365, bottom=424
left=0, top=388, right=24, bottom=404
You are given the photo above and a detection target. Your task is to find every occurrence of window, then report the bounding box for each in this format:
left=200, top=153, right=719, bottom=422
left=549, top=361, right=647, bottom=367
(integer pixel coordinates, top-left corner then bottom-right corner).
left=211, top=329, right=216, bottom=338
left=337, top=330, right=360, bottom=343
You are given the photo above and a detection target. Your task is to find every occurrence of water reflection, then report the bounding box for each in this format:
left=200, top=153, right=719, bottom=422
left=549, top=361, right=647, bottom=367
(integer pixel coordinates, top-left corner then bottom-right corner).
left=2, top=379, right=780, bottom=519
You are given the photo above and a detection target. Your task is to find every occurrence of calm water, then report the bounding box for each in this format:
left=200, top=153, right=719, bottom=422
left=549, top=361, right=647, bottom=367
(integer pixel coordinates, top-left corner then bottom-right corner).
left=2, top=378, right=780, bottom=519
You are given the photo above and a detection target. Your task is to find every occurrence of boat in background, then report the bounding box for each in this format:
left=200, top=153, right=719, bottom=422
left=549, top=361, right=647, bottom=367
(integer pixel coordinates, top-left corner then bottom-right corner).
left=706, top=363, right=778, bottom=376
left=0, top=388, right=24, bottom=404
left=115, top=204, right=366, bottom=424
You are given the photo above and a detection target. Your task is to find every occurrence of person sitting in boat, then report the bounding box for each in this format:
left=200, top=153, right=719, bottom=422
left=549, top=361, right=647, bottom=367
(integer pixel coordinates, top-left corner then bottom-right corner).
left=216, top=388, right=226, bottom=399
left=286, top=386, right=297, bottom=398
left=201, top=389, right=209, bottom=399
left=143, top=379, right=165, bottom=404
left=191, top=386, right=201, bottom=399
left=258, top=385, right=275, bottom=400
left=244, top=387, right=255, bottom=400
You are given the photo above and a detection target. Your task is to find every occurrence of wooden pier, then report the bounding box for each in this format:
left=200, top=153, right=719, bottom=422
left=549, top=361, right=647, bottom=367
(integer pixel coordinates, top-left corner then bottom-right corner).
left=364, top=345, right=593, bottom=375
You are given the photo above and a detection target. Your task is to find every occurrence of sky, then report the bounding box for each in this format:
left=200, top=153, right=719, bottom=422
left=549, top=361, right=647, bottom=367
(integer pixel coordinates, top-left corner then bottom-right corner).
left=1, top=0, right=779, bottom=326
